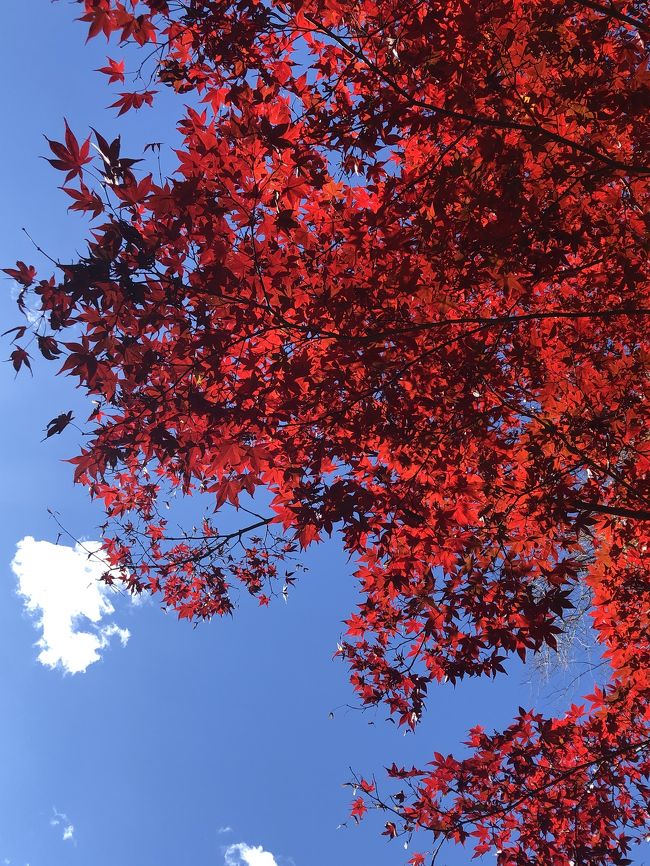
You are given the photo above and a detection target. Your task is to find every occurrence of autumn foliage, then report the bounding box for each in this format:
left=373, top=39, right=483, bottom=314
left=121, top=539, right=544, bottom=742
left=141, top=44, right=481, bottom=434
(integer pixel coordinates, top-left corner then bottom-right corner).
left=5, top=0, right=650, bottom=862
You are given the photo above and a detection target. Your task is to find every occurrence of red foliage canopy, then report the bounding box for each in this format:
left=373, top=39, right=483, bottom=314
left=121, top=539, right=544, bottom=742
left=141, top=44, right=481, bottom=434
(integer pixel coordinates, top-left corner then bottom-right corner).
left=6, top=0, right=650, bottom=862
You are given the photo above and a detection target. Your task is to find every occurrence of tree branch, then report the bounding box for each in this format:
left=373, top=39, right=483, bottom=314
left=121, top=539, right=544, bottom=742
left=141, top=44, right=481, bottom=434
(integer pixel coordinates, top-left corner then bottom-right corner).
left=573, top=499, right=650, bottom=521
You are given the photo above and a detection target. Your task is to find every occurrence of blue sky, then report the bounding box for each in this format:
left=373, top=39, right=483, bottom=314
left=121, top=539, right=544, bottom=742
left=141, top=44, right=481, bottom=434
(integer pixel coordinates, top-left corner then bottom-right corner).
left=0, top=4, right=618, bottom=866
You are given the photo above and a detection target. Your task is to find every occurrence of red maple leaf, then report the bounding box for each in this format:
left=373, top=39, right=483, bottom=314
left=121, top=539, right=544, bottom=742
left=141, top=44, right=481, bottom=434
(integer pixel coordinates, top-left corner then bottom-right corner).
left=109, top=90, right=157, bottom=116
left=96, top=57, right=125, bottom=84
left=44, top=120, right=92, bottom=182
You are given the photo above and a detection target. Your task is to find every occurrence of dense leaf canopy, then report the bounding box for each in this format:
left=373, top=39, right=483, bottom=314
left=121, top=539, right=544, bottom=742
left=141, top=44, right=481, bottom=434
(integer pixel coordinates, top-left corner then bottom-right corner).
left=6, top=0, right=650, bottom=863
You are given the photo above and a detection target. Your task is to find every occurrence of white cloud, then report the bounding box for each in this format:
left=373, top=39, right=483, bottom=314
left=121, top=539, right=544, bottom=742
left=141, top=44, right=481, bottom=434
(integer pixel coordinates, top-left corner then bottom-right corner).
left=50, top=808, right=75, bottom=842
left=12, top=537, right=130, bottom=674
left=224, top=843, right=280, bottom=866
left=218, top=826, right=233, bottom=834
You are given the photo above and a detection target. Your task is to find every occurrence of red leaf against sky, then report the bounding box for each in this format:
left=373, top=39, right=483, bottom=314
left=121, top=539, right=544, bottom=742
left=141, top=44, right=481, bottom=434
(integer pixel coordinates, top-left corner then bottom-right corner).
left=44, top=411, right=74, bottom=439
left=109, top=90, right=157, bottom=116
left=96, top=57, right=125, bottom=84
left=10, top=348, right=31, bottom=374
left=44, top=120, right=92, bottom=182
left=3, top=261, right=36, bottom=287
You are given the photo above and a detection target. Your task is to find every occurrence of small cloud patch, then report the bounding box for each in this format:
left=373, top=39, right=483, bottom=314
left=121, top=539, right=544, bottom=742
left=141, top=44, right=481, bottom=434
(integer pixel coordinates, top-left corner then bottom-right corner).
left=12, top=536, right=130, bottom=674
left=50, top=808, right=75, bottom=842
left=224, top=843, right=281, bottom=866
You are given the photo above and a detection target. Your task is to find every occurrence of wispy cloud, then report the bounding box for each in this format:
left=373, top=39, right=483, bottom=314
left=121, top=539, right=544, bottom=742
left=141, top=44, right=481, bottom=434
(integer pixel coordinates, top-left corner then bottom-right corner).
left=12, top=537, right=130, bottom=674
left=50, top=808, right=75, bottom=842
left=224, top=843, right=280, bottom=866
left=218, top=826, right=233, bottom=835
left=8, top=281, right=42, bottom=326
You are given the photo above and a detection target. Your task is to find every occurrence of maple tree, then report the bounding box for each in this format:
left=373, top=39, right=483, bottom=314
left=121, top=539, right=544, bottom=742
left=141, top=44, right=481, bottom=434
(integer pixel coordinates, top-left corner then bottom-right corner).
left=5, top=0, right=650, bottom=862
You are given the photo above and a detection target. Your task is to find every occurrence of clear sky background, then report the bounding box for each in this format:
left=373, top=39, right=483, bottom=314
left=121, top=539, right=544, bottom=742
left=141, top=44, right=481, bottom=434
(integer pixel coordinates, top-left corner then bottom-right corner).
left=0, top=4, right=621, bottom=866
